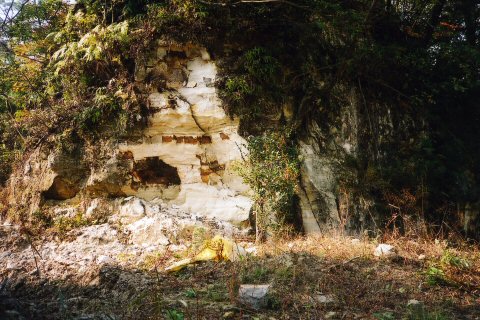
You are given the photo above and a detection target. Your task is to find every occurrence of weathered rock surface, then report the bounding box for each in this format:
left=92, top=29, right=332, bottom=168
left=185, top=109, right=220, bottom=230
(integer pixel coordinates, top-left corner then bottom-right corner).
left=374, top=244, right=397, bottom=257
left=238, top=284, right=270, bottom=309
left=120, top=45, right=251, bottom=223
left=6, top=43, right=252, bottom=227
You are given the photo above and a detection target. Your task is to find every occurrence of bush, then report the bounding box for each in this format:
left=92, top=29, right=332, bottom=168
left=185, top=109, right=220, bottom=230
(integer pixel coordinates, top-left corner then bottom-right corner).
left=236, top=130, right=300, bottom=241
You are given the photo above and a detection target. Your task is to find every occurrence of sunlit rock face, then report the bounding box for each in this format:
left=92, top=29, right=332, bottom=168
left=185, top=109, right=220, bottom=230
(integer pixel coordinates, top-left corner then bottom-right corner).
left=117, top=43, right=252, bottom=224
left=6, top=44, right=252, bottom=227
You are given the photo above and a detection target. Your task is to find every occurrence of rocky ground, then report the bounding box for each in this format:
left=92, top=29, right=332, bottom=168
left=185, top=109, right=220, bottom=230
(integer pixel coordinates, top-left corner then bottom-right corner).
left=0, top=197, right=251, bottom=319
left=1, top=201, right=480, bottom=319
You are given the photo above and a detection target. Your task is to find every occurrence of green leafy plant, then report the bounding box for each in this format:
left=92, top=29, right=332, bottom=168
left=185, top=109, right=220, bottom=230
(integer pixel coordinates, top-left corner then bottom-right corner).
left=440, top=250, right=470, bottom=269
left=53, top=213, right=90, bottom=236
left=221, top=47, right=283, bottom=122
left=425, top=266, right=446, bottom=286
left=184, top=288, right=196, bottom=298
left=240, top=265, right=270, bottom=283
left=236, top=130, right=300, bottom=241
left=166, top=309, right=184, bottom=320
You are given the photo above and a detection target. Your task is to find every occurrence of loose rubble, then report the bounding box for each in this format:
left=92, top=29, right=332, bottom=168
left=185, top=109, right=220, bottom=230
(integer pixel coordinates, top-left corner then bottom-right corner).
left=238, top=284, right=271, bottom=309
left=0, top=197, right=250, bottom=319
left=374, top=244, right=397, bottom=257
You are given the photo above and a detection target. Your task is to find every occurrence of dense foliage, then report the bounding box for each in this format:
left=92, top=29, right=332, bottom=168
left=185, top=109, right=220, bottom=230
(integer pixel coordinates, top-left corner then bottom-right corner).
left=236, top=130, right=300, bottom=240
left=0, top=0, right=478, bottom=235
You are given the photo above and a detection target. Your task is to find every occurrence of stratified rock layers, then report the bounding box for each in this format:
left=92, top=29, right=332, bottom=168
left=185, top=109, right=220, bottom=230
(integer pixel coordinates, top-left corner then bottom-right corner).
left=118, top=44, right=251, bottom=224
left=7, top=44, right=252, bottom=226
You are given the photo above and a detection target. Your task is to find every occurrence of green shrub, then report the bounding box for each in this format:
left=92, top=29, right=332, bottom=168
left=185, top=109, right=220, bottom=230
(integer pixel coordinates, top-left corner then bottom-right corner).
left=166, top=309, right=184, bottom=320
left=236, top=130, right=300, bottom=240
left=440, top=250, right=470, bottom=269
left=221, top=47, right=283, bottom=122
left=53, top=213, right=90, bottom=235
left=425, top=266, right=446, bottom=286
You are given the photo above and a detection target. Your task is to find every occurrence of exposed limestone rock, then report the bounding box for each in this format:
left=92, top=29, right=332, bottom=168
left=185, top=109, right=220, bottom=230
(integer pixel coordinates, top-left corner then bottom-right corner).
left=374, top=244, right=397, bottom=257
left=298, top=85, right=379, bottom=233
left=6, top=149, right=87, bottom=216
left=7, top=43, right=252, bottom=227
left=299, top=141, right=339, bottom=232
left=43, top=176, right=80, bottom=200
left=238, top=284, right=270, bottom=309
left=118, top=44, right=252, bottom=224
left=118, top=197, right=146, bottom=224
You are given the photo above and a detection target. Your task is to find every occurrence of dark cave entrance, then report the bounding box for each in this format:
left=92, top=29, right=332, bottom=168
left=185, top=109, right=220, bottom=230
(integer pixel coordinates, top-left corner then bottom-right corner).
left=42, top=176, right=80, bottom=200
left=133, top=157, right=181, bottom=186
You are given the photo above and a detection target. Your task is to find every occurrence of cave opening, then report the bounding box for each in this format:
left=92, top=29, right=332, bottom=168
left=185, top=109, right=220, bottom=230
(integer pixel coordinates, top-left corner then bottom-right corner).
left=133, top=157, right=181, bottom=185
left=42, top=176, right=80, bottom=200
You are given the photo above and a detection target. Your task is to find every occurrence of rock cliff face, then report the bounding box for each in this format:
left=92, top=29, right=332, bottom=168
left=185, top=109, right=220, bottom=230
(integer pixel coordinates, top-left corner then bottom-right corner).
left=119, top=43, right=251, bottom=224
left=297, top=85, right=383, bottom=234
left=6, top=43, right=394, bottom=234
left=7, top=43, right=252, bottom=227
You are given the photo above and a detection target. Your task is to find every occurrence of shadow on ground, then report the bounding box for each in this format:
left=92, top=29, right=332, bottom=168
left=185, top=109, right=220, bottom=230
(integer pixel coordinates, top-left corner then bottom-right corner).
left=1, top=250, right=479, bottom=320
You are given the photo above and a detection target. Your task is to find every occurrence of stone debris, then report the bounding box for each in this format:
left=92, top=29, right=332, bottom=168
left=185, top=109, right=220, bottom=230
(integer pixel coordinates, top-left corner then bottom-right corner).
left=407, top=299, right=422, bottom=307
left=374, top=244, right=397, bottom=257
left=118, top=197, right=146, bottom=224
left=325, top=311, right=338, bottom=319
left=0, top=197, right=244, bottom=283
left=313, top=293, right=336, bottom=304
left=238, top=284, right=270, bottom=309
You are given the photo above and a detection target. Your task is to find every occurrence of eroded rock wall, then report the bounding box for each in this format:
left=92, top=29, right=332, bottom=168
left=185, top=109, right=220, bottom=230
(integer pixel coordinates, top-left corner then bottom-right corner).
left=6, top=43, right=252, bottom=227
left=298, top=85, right=381, bottom=234
left=119, top=43, right=251, bottom=224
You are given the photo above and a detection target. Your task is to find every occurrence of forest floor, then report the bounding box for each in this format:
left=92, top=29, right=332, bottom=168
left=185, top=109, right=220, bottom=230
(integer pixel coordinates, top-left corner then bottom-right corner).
left=1, top=221, right=479, bottom=320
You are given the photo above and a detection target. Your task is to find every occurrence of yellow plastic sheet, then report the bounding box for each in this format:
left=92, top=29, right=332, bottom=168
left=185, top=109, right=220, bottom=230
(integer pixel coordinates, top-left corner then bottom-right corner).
left=165, top=235, right=246, bottom=272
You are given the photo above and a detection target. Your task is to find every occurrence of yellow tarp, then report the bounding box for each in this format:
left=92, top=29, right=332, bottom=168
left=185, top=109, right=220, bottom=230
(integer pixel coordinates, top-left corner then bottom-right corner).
left=165, top=235, right=247, bottom=272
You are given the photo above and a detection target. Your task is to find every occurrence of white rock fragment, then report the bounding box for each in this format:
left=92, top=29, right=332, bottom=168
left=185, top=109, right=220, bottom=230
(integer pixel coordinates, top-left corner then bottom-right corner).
left=6, top=261, right=19, bottom=271
left=374, top=244, right=396, bottom=257
left=85, top=199, right=100, bottom=218
left=119, top=197, right=145, bottom=224
left=407, top=299, right=422, bottom=306
left=127, top=217, right=170, bottom=246
left=96, top=255, right=113, bottom=265
left=314, top=294, right=335, bottom=304
left=418, top=254, right=426, bottom=260
left=238, top=284, right=270, bottom=309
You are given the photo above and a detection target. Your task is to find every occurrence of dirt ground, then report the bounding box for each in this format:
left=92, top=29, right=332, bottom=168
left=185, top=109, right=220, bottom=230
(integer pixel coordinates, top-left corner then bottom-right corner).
left=1, top=226, right=480, bottom=320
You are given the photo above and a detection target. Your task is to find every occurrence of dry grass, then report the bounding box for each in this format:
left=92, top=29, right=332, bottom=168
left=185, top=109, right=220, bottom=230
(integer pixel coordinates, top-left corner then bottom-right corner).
left=126, top=232, right=480, bottom=319
left=3, top=228, right=479, bottom=319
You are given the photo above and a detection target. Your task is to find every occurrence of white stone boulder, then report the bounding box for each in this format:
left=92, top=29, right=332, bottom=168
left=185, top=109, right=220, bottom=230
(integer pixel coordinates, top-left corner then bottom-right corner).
left=126, top=217, right=170, bottom=246
left=374, top=244, right=397, bottom=257
left=238, top=284, right=270, bottom=309
left=118, top=197, right=146, bottom=224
